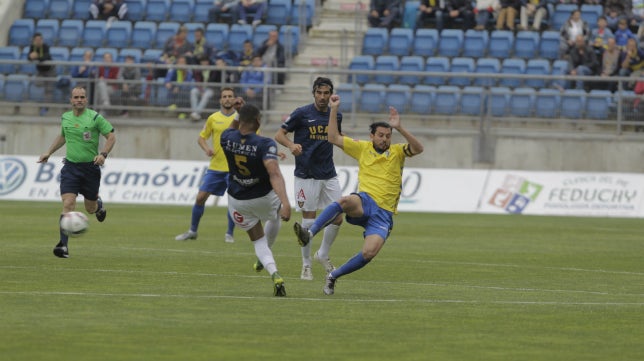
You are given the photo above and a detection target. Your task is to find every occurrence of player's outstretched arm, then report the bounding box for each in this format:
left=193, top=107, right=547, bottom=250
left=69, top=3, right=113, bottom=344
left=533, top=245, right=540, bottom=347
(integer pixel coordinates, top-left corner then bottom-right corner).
left=327, top=95, right=344, bottom=149
left=389, top=106, right=424, bottom=156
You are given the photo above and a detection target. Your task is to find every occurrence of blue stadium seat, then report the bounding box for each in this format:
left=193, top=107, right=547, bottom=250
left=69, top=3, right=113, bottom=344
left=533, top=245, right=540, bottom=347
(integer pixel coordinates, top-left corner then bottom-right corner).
left=82, top=20, right=107, bottom=47
left=252, top=25, right=278, bottom=49
left=168, top=0, right=194, bottom=22
left=0, top=46, right=20, bottom=74
left=474, top=58, right=500, bottom=87
left=449, top=57, right=475, bottom=87
left=362, top=27, right=389, bottom=56
left=410, top=85, right=434, bottom=114
left=205, top=23, right=229, bottom=51
left=266, top=0, right=292, bottom=25
left=514, top=31, right=539, bottom=58
left=587, top=90, right=612, bottom=119
left=125, top=0, right=147, bottom=21
left=360, top=83, right=386, bottom=113
left=58, top=19, right=83, bottom=47
left=535, top=88, right=561, bottom=118
left=348, top=55, right=375, bottom=85
left=228, top=24, right=253, bottom=53
left=539, top=31, right=561, bottom=60
left=50, top=46, right=70, bottom=75
left=551, top=4, right=578, bottom=31
left=289, top=0, right=315, bottom=28
left=155, top=22, right=180, bottom=48
left=499, top=58, right=526, bottom=88
left=489, top=87, right=511, bottom=117
left=70, top=47, right=93, bottom=63
left=402, top=0, right=420, bottom=29
left=388, top=28, right=414, bottom=56
left=374, top=55, right=399, bottom=85
left=145, top=0, right=169, bottom=21
left=142, top=48, right=163, bottom=64
left=152, top=77, right=170, bottom=106
left=9, top=19, right=35, bottom=47
left=488, top=30, right=514, bottom=59
left=105, top=21, right=132, bottom=48
left=509, top=87, right=535, bottom=117
left=19, top=47, right=36, bottom=75
left=560, top=89, right=586, bottom=119
left=279, top=25, right=300, bottom=54
left=399, top=55, right=425, bottom=86
left=438, top=29, right=463, bottom=57
left=48, top=0, right=71, bottom=18
left=4, top=74, right=29, bottom=102
left=193, top=0, right=213, bottom=23
left=434, top=85, right=460, bottom=114
left=29, top=80, right=46, bottom=102
left=463, top=29, right=489, bottom=58
left=385, top=84, right=411, bottom=112
left=24, top=0, right=49, bottom=19
left=132, top=21, right=157, bottom=49
left=413, top=28, right=438, bottom=57
left=551, top=59, right=571, bottom=90
left=72, top=0, right=92, bottom=19
left=525, top=59, right=551, bottom=88
left=35, top=19, right=60, bottom=46
left=335, top=83, right=360, bottom=113
left=94, top=47, right=119, bottom=62
left=581, top=4, right=602, bottom=30
left=183, top=22, right=205, bottom=43
left=424, top=56, right=449, bottom=86
left=119, top=48, right=143, bottom=63
left=0, top=74, right=4, bottom=99
left=460, top=86, right=486, bottom=115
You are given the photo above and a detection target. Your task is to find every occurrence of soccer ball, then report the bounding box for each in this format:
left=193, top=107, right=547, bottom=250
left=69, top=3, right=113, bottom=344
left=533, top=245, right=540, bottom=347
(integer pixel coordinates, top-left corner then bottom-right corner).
left=60, top=211, right=89, bottom=237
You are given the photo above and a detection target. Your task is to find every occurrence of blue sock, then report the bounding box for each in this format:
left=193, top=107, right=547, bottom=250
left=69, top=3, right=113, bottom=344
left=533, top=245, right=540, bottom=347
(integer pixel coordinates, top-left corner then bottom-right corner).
left=190, top=205, right=205, bottom=232
left=226, top=211, right=234, bottom=235
left=59, top=214, right=69, bottom=246
left=310, top=202, right=343, bottom=236
left=330, top=252, right=371, bottom=279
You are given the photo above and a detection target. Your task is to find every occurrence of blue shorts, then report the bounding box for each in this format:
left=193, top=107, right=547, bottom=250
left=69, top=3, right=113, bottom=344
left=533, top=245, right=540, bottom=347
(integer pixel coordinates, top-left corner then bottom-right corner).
left=345, top=192, right=393, bottom=241
left=60, top=160, right=101, bottom=201
left=199, top=170, right=229, bottom=196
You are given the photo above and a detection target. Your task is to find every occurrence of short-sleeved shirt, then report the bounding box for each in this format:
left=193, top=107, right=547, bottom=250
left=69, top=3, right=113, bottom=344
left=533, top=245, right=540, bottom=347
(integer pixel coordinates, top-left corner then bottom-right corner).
left=220, top=129, right=279, bottom=200
left=280, top=103, right=342, bottom=180
left=200, top=110, right=237, bottom=171
left=341, top=136, right=413, bottom=214
left=61, top=109, right=114, bottom=163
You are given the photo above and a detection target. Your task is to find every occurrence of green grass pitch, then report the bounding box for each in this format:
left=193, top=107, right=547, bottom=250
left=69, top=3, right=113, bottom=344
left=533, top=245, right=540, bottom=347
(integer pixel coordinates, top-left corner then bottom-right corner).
left=0, top=200, right=642, bottom=361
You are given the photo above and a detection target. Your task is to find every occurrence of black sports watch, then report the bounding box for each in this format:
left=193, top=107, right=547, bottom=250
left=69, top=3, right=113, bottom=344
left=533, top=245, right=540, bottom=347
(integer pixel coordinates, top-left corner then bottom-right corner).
left=100, top=152, right=108, bottom=158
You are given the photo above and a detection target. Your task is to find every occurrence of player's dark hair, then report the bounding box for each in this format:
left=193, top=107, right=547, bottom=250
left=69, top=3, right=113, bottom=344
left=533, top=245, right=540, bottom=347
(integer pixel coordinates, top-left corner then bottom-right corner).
left=239, top=104, right=261, bottom=125
left=369, top=122, right=391, bottom=134
left=312, top=77, right=334, bottom=94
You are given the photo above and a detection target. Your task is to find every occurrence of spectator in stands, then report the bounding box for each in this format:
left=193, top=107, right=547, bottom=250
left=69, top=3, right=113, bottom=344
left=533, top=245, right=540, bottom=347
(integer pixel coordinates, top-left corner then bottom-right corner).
left=367, top=0, right=403, bottom=30
left=165, top=55, right=194, bottom=119
left=473, top=0, right=497, bottom=31
left=158, top=25, right=194, bottom=79
left=599, top=37, right=621, bottom=91
left=618, top=37, right=644, bottom=82
left=614, top=18, right=637, bottom=49
left=415, top=0, right=445, bottom=31
left=71, top=50, right=97, bottom=104
left=255, top=30, right=285, bottom=85
left=632, top=1, right=644, bottom=27
left=94, top=51, right=120, bottom=114
left=28, top=33, right=56, bottom=116
left=209, top=0, right=239, bottom=24
left=637, top=21, right=644, bottom=48
left=239, top=39, right=255, bottom=67
left=591, top=16, right=615, bottom=59
left=240, top=55, right=269, bottom=106
left=559, top=9, right=591, bottom=58
left=89, top=0, right=128, bottom=22
left=568, top=34, right=599, bottom=90
left=238, top=0, right=267, bottom=27
left=117, top=54, right=142, bottom=117
left=496, top=0, right=521, bottom=31
left=190, top=55, right=221, bottom=122
left=604, top=0, right=631, bottom=31
left=189, top=28, right=215, bottom=65
left=519, top=0, right=548, bottom=31
left=445, top=0, right=475, bottom=29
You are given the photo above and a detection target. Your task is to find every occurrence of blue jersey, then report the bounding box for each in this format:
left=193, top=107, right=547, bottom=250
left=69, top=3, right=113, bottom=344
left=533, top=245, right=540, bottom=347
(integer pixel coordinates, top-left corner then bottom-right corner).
left=221, top=128, right=279, bottom=200
left=281, top=103, right=342, bottom=180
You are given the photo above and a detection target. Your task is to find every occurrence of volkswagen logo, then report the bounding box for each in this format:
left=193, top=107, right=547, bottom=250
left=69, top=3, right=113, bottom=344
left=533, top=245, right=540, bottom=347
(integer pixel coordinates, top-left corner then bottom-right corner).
left=0, top=157, right=28, bottom=196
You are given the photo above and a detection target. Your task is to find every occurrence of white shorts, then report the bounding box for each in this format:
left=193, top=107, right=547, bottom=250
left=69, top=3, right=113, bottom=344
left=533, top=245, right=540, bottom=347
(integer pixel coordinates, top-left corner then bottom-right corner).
left=294, top=176, right=342, bottom=212
left=227, top=190, right=281, bottom=231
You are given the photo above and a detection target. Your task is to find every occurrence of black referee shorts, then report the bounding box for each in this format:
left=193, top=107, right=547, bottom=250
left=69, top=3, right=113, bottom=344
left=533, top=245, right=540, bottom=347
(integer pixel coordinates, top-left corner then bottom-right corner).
left=60, top=160, right=101, bottom=201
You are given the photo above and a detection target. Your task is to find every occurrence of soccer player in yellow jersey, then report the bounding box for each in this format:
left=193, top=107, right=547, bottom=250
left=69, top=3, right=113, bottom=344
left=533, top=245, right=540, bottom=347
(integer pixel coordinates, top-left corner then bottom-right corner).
left=175, top=88, right=243, bottom=243
left=294, top=94, right=424, bottom=295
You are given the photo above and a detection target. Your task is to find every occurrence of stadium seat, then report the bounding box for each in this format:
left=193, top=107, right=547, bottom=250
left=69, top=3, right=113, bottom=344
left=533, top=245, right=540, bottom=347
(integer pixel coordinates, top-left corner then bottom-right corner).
left=118, top=48, right=143, bottom=63
left=551, top=59, right=571, bottom=90
left=48, top=0, right=72, bottom=18
left=72, top=0, right=92, bottom=19
left=142, top=48, right=163, bottom=64
left=9, top=19, right=35, bottom=47
left=374, top=55, right=399, bottom=85
left=348, top=55, right=375, bottom=85
left=462, top=29, right=489, bottom=58
left=145, top=0, right=169, bottom=21
left=551, top=4, right=578, bottom=31
left=460, top=86, right=486, bottom=115
left=4, top=74, right=29, bottom=102
left=434, top=85, right=460, bottom=114
left=35, top=19, right=60, bottom=46
left=399, top=56, right=425, bottom=86
left=152, top=77, right=170, bottom=106
left=24, top=0, right=49, bottom=19
left=183, top=22, right=205, bottom=43
left=410, top=85, right=434, bottom=114
left=94, top=47, right=119, bottom=62
left=509, top=87, right=535, bottom=117
left=449, top=57, right=475, bottom=87
left=58, top=19, right=83, bottom=47
left=560, top=89, right=586, bottom=119
left=362, top=27, right=389, bottom=56
left=489, top=87, right=511, bottom=117
left=266, top=0, right=292, bottom=26
left=388, top=28, right=414, bottom=56
left=335, top=83, right=360, bottom=113
left=424, top=56, right=450, bottom=86
left=125, top=0, right=147, bottom=21
left=413, top=28, right=438, bottom=57
left=105, top=21, right=132, bottom=48
left=0, top=46, right=20, bottom=74
left=279, top=25, right=300, bottom=55
left=402, top=0, right=420, bottom=29
left=437, top=29, right=463, bottom=57
left=289, top=0, right=315, bottom=28
left=487, top=30, right=514, bottom=59
left=385, top=84, right=411, bottom=112
left=155, top=22, right=180, bottom=49
left=228, top=24, right=253, bottom=53
left=205, top=23, right=229, bottom=51
left=474, top=58, right=500, bottom=87
left=525, top=59, right=551, bottom=88
left=0, top=74, right=4, bottom=100
left=360, top=83, right=386, bottom=113
left=28, top=81, right=46, bottom=102
left=514, top=31, right=540, bottom=58
left=586, top=90, right=613, bottom=119
left=499, top=58, right=526, bottom=88
left=539, top=31, right=561, bottom=60
left=534, top=88, right=561, bottom=118
left=82, top=20, right=107, bottom=47
left=49, top=46, right=70, bottom=75
left=70, top=47, right=93, bottom=63
left=193, top=0, right=213, bottom=23
left=19, top=47, right=36, bottom=75
left=131, top=21, right=157, bottom=49
left=168, top=0, right=194, bottom=22
left=252, top=25, right=278, bottom=49
left=581, top=4, right=602, bottom=30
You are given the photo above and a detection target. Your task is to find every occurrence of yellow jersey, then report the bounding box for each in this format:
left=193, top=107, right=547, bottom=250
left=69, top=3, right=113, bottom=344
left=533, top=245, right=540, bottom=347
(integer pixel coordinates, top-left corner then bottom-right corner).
left=200, top=110, right=237, bottom=171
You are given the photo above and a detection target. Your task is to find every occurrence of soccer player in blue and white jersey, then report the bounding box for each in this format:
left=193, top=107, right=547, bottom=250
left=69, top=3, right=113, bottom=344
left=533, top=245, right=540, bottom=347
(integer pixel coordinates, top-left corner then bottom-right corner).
left=221, top=104, right=292, bottom=296
left=293, top=94, right=424, bottom=295
left=274, top=77, right=343, bottom=281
